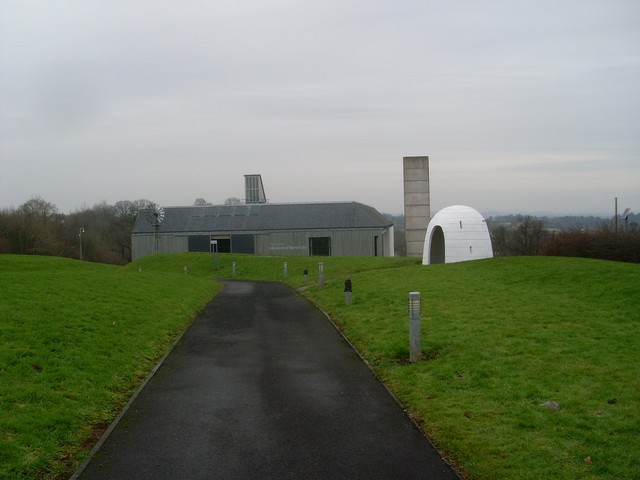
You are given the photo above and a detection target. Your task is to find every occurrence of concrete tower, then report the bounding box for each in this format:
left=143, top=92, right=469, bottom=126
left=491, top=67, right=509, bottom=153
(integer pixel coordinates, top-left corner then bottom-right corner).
left=403, top=156, right=430, bottom=257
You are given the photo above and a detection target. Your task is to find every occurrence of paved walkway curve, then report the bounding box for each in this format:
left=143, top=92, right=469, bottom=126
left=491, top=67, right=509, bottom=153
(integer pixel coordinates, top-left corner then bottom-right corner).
left=75, top=281, right=459, bottom=479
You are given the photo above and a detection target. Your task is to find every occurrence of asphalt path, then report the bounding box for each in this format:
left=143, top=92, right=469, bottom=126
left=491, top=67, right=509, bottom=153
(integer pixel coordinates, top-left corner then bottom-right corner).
left=75, top=281, right=459, bottom=479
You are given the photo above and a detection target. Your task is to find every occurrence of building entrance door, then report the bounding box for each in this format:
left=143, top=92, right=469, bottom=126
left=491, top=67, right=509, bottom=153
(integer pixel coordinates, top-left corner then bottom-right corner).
left=211, top=237, right=231, bottom=253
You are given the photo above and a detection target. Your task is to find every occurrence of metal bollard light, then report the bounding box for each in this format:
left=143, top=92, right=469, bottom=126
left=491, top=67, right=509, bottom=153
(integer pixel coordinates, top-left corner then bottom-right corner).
left=344, top=278, right=352, bottom=305
left=232, top=261, right=236, bottom=278
left=283, top=261, right=288, bottom=279
left=409, top=292, right=422, bottom=362
left=303, top=269, right=309, bottom=282
left=318, top=262, right=324, bottom=288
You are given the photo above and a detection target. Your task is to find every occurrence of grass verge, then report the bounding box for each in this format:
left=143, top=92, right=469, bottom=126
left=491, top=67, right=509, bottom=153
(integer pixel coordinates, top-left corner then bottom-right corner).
left=2, top=252, right=638, bottom=479
left=0, top=255, right=219, bottom=479
left=303, top=256, right=640, bottom=480
left=123, top=253, right=640, bottom=478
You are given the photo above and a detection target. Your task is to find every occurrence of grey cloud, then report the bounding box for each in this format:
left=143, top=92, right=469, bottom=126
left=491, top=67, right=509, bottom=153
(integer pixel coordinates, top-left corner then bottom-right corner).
left=1, top=0, right=639, bottom=215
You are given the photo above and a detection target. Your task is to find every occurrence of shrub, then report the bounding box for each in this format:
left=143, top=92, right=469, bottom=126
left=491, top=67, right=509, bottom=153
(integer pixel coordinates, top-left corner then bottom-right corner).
left=544, top=230, right=640, bottom=263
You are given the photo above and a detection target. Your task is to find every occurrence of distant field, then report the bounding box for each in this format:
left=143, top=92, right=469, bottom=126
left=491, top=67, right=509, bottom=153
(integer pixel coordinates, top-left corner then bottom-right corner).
left=1, top=253, right=638, bottom=479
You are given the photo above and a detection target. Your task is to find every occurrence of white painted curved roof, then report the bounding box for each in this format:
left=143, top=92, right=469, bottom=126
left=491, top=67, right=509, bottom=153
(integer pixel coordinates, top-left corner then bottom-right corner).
left=422, top=205, right=493, bottom=264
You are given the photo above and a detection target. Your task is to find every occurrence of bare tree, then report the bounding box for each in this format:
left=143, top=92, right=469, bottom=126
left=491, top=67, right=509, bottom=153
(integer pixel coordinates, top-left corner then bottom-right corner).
left=12, top=197, right=64, bottom=255
left=111, top=199, right=154, bottom=262
left=510, top=216, right=548, bottom=255
left=0, top=197, right=159, bottom=263
left=490, top=225, right=510, bottom=257
left=194, top=198, right=211, bottom=206
left=18, top=197, right=58, bottom=218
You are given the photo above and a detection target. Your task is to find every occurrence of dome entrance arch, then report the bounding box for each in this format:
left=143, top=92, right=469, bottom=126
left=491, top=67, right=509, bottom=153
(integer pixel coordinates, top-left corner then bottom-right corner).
left=429, top=226, right=445, bottom=264
left=422, top=205, right=493, bottom=265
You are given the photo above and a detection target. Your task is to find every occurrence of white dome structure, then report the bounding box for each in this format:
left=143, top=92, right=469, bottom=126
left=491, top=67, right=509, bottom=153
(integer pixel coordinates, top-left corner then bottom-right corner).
left=422, top=205, right=493, bottom=265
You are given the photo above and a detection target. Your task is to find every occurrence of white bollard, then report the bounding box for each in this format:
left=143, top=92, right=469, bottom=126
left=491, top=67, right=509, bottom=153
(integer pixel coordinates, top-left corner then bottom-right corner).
left=318, top=262, right=324, bottom=288
left=409, top=292, right=422, bottom=362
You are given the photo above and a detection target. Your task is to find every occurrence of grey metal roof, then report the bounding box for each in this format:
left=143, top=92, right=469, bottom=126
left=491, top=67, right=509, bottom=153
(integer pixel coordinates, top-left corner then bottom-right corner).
left=132, top=202, right=392, bottom=234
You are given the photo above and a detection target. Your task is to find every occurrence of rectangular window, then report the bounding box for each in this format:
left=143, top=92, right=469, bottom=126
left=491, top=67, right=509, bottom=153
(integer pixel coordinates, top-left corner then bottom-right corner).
left=231, top=234, right=255, bottom=254
left=188, top=235, right=210, bottom=252
left=309, top=237, right=331, bottom=256
left=245, top=175, right=266, bottom=203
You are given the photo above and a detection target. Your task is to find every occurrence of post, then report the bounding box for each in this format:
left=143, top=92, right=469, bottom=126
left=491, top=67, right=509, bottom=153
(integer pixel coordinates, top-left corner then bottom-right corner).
left=409, top=292, right=421, bottom=362
left=211, top=240, right=219, bottom=271
left=318, top=262, right=324, bottom=288
left=303, top=269, right=309, bottom=282
left=283, top=261, right=288, bottom=279
left=344, top=279, right=352, bottom=305
left=78, top=227, right=85, bottom=261
left=232, top=261, right=236, bottom=278
left=154, top=213, right=160, bottom=254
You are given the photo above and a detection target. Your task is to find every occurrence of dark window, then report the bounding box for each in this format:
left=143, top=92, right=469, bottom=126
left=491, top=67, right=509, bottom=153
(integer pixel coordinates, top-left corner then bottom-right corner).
left=212, top=238, right=231, bottom=253
left=188, top=235, right=211, bottom=252
left=231, top=234, right=255, bottom=254
left=309, top=237, right=331, bottom=256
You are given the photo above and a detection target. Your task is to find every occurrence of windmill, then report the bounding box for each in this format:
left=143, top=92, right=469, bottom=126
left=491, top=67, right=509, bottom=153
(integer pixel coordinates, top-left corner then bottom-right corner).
left=144, top=204, right=165, bottom=254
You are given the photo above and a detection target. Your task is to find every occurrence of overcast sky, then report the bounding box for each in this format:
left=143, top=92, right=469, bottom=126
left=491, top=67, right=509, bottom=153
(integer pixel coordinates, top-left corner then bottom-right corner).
left=1, top=1, right=638, bottom=216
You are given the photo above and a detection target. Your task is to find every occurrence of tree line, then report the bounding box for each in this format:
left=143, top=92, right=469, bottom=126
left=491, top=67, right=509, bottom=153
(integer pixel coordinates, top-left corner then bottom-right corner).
left=0, top=197, right=154, bottom=264
left=0, top=196, right=247, bottom=264
left=488, top=215, right=639, bottom=263
left=386, top=212, right=639, bottom=262
left=1, top=198, right=638, bottom=264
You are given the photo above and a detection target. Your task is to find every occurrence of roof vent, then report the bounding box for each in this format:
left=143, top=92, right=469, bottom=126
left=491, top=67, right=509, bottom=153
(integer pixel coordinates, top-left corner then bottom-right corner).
left=245, top=174, right=267, bottom=204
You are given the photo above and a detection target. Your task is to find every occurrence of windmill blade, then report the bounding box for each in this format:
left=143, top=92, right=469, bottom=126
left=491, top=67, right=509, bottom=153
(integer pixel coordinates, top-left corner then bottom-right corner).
left=144, top=207, right=155, bottom=225
left=144, top=203, right=165, bottom=226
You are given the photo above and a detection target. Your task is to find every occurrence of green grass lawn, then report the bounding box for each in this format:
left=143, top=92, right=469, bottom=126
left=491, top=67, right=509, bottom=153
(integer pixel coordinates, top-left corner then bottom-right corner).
left=0, top=255, right=219, bottom=479
left=303, top=256, right=640, bottom=480
left=1, top=253, right=638, bottom=479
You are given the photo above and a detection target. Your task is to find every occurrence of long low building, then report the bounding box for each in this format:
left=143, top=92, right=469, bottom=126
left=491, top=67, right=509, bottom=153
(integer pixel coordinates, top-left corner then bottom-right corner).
left=132, top=201, right=394, bottom=260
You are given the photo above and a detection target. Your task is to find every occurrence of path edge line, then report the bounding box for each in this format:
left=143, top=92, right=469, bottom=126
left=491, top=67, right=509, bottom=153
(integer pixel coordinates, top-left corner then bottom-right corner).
left=298, top=290, right=462, bottom=479
left=69, top=286, right=222, bottom=479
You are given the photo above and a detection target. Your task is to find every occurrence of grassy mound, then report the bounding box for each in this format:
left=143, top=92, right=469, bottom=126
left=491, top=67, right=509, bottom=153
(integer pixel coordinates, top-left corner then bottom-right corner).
left=304, top=256, right=640, bottom=480
left=125, top=251, right=420, bottom=281
left=0, top=255, right=219, bottom=478
left=1, top=253, right=638, bottom=479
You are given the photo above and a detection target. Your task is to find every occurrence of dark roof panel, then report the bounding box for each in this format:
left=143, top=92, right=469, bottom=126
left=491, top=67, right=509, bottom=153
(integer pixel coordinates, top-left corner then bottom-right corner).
left=132, top=202, right=391, bottom=234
